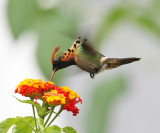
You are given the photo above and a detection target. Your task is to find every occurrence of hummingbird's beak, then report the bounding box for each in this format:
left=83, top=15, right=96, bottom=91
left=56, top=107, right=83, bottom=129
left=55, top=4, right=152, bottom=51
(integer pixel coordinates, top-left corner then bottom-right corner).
left=50, top=67, right=57, bottom=81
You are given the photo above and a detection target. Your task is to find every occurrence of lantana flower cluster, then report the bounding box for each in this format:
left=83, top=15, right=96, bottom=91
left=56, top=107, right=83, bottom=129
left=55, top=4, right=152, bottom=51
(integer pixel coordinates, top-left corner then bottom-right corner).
left=15, top=79, right=54, bottom=99
left=15, top=79, right=82, bottom=116
left=43, top=86, right=82, bottom=116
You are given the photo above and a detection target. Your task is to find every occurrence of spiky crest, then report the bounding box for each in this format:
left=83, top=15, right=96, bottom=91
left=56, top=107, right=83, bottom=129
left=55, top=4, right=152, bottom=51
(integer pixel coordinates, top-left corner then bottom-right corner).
left=51, top=45, right=61, bottom=64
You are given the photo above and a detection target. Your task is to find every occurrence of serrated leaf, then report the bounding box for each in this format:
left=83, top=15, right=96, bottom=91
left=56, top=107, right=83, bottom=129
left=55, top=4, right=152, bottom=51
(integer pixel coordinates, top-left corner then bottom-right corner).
left=0, top=117, right=24, bottom=133
left=44, top=125, right=61, bottom=133
left=85, top=76, right=127, bottom=133
left=13, top=96, right=41, bottom=111
left=12, top=116, right=35, bottom=133
left=63, top=126, right=77, bottom=133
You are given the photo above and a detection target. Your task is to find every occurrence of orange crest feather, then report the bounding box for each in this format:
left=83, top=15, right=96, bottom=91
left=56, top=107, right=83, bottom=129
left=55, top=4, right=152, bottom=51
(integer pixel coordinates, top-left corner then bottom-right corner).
left=51, top=46, right=61, bottom=64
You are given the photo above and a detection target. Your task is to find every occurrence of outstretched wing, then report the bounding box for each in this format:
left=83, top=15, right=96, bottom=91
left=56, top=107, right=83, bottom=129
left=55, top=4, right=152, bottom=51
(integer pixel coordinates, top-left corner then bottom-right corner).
left=80, top=40, right=97, bottom=56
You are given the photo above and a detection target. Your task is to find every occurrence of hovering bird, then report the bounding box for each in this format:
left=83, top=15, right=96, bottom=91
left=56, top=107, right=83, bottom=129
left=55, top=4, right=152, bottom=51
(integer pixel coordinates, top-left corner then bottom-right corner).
left=50, top=37, right=140, bottom=80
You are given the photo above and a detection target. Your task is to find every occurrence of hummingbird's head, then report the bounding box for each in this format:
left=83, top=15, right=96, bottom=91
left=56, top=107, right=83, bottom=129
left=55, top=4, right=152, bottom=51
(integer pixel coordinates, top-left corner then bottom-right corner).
left=50, top=46, right=62, bottom=81
left=50, top=45, right=76, bottom=81
left=51, top=45, right=75, bottom=71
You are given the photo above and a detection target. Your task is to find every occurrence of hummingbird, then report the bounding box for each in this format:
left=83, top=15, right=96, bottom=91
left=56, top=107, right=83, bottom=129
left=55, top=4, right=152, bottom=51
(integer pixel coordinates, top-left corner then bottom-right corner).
left=50, top=37, right=140, bottom=80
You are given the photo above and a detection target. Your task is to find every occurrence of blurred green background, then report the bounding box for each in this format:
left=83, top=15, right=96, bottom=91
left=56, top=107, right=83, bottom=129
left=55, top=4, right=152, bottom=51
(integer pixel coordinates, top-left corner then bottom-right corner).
left=1, top=0, right=160, bottom=133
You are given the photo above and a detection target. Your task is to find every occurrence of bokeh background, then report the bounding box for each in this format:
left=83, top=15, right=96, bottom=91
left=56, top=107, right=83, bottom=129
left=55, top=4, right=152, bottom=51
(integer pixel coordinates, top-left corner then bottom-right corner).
left=1, top=0, right=160, bottom=133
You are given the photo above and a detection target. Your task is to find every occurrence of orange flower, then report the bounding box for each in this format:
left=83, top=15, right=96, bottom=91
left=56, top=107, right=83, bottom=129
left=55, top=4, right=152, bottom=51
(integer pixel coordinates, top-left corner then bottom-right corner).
left=62, top=87, right=82, bottom=116
left=15, top=79, right=82, bottom=116
left=44, top=86, right=82, bottom=116
left=15, top=79, right=55, bottom=99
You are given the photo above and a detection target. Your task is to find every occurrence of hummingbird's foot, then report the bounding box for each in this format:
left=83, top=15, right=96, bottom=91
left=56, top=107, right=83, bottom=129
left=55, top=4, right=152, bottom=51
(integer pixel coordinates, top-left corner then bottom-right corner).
left=90, top=67, right=98, bottom=79
left=90, top=73, right=95, bottom=79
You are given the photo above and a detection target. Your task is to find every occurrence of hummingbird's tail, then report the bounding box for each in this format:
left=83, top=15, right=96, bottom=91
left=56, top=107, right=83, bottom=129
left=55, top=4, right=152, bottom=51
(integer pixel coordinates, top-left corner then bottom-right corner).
left=105, top=57, right=141, bottom=69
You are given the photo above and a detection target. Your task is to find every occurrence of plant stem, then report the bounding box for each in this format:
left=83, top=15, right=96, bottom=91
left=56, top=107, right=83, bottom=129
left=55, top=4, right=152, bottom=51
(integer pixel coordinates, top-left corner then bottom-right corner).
left=32, top=104, right=38, bottom=131
left=47, top=106, right=63, bottom=127
left=21, top=119, right=37, bottom=133
left=44, top=106, right=55, bottom=126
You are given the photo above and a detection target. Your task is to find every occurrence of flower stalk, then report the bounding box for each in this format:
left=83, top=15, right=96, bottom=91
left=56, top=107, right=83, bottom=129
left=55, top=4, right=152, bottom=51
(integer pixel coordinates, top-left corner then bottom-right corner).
left=32, top=103, right=38, bottom=131
left=44, top=106, right=55, bottom=126
left=47, top=105, right=63, bottom=127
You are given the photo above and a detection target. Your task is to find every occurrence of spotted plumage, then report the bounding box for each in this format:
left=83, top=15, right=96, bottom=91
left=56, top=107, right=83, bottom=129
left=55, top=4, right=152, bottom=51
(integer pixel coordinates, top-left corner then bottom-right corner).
left=61, top=37, right=81, bottom=62
left=51, top=37, right=140, bottom=80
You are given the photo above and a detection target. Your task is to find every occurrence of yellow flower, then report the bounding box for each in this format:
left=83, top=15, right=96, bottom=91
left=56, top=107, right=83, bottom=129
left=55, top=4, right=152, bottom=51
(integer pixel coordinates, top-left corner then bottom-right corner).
left=43, top=91, right=66, bottom=105
left=61, top=86, right=80, bottom=100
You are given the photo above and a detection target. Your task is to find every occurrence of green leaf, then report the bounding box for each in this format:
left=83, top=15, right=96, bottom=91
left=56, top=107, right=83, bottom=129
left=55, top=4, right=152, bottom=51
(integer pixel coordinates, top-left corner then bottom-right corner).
left=13, top=96, right=41, bottom=111
left=0, top=117, right=29, bottom=133
left=44, top=125, right=61, bottom=133
left=13, top=96, right=50, bottom=119
left=0, top=117, right=20, bottom=133
left=8, top=0, right=41, bottom=38
left=63, top=126, right=77, bottom=133
left=12, top=116, right=35, bottom=133
left=85, top=76, right=127, bottom=133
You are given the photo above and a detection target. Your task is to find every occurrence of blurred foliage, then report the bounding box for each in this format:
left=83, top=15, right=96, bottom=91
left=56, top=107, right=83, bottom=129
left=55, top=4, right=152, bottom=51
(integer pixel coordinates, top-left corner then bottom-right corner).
left=136, top=15, right=160, bottom=36
left=86, top=76, right=127, bottom=133
left=8, top=0, right=40, bottom=38
left=8, top=0, right=77, bottom=84
left=95, top=6, right=131, bottom=45
left=7, top=0, right=160, bottom=133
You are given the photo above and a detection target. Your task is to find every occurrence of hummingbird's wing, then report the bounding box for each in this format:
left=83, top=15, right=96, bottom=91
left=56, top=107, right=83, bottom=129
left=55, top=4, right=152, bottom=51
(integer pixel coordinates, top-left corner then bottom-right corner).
left=74, top=39, right=103, bottom=73
left=80, top=41, right=97, bottom=56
